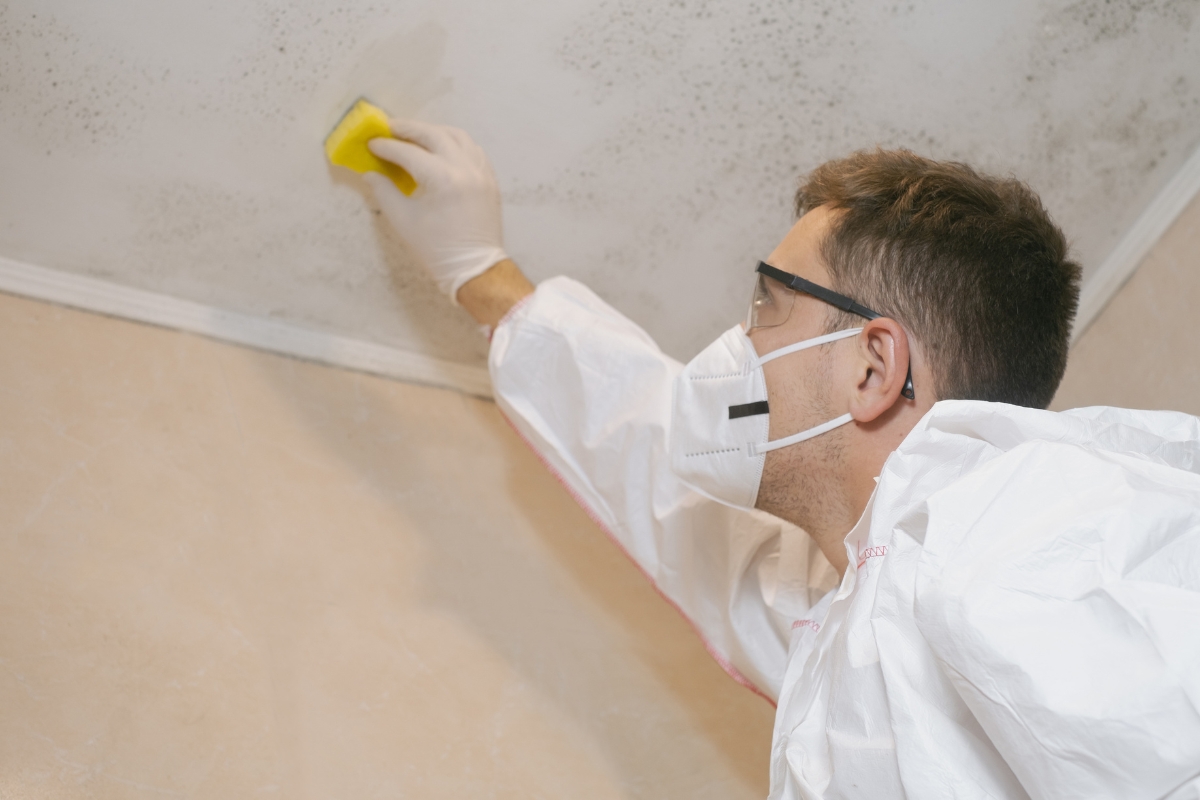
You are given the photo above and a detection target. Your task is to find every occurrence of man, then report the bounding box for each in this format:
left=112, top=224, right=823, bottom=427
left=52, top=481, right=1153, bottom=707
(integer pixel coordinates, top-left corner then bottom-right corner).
left=361, top=121, right=1200, bottom=799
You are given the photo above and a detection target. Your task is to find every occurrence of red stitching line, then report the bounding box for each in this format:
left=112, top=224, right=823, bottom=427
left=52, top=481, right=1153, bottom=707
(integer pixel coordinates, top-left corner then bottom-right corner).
left=792, top=618, right=820, bottom=633
left=856, top=544, right=888, bottom=570
left=497, top=409, right=776, bottom=708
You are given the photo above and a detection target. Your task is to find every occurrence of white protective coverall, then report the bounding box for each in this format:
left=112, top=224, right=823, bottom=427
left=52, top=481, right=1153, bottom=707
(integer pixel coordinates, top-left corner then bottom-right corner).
left=489, top=276, right=1200, bottom=800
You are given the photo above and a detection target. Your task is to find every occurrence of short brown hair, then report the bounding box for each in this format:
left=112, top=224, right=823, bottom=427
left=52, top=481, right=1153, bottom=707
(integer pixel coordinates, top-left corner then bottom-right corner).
left=796, top=149, right=1081, bottom=409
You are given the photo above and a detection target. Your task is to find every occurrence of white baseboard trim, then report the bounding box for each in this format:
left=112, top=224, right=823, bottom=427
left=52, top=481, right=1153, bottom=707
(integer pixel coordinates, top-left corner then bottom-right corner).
left=0, top=256, right=494, bottom=399
left=1073, top=143, right=1200, bottom=343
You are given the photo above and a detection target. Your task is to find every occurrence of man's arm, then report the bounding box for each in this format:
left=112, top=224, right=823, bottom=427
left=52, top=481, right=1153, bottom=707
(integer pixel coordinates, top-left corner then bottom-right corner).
left=486, top=273, right=838, bottom=699
left=456, top=259, right=534, bottom=328
left=361, top=118, right=840, bottom=699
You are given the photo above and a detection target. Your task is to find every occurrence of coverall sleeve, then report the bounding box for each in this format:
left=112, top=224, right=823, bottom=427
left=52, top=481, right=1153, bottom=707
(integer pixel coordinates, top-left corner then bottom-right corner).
left=489, top=277, right=837, bottom=700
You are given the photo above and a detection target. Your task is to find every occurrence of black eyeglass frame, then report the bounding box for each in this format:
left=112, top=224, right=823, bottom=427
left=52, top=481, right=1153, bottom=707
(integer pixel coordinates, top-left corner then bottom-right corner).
left=756, top=261, right=915, bottom=400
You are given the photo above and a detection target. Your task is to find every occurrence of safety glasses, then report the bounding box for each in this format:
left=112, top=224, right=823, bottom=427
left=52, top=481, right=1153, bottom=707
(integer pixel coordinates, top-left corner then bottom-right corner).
left=745, top=262, right=915, bottom=399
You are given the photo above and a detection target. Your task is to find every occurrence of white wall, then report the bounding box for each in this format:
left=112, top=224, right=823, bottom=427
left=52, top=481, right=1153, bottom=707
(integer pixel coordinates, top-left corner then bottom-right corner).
left=0, top=290, right=776, bottom=797
left=1054, top=187, right=1200, bottom=415
left=2, top=0, right=1198, bottom=367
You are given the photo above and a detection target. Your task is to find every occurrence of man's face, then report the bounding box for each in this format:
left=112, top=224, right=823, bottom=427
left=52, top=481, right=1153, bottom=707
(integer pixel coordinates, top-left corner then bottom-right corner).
left=748, top=205, right=851, bottom=521
left=747, top=205, right=840, bottom=356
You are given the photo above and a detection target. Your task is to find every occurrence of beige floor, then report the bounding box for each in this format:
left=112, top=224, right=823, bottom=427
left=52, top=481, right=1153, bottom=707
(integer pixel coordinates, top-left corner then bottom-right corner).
left=0, top=292, right=773, bottom=799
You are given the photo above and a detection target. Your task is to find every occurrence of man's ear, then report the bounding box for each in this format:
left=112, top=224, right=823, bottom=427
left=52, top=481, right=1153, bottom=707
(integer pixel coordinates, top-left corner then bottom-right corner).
left=848, top=318, right=911, bottom=423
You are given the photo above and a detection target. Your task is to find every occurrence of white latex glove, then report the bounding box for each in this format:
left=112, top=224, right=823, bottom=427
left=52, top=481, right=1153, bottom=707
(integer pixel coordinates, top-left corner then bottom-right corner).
left=365, top=120, right=508, bottom=304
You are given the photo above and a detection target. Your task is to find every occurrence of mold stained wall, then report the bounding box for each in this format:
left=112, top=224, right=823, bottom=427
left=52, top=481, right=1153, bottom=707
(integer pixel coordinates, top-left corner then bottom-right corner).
left=1, top=0, right=1198, bottom=367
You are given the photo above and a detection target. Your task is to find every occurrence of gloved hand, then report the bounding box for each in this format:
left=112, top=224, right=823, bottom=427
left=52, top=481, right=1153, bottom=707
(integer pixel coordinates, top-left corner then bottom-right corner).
left=365, top=120, right=508, bottom=304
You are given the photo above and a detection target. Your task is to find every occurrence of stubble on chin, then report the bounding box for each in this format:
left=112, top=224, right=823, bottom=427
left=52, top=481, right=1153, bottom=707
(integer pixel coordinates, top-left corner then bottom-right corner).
left=754, top=351, right=847, bottom=532
left=756, top=424, right=847, bottom=532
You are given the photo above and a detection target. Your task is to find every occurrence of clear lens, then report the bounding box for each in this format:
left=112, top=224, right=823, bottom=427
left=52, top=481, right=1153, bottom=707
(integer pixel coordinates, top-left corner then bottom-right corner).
left=745, top=272, right=796, bottom=330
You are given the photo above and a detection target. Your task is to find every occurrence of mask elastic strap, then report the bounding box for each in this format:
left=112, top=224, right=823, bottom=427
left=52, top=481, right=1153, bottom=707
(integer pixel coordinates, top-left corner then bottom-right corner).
left=750, top=413, right=854, bottom=456
left=752, top=328, right=863, bottom=369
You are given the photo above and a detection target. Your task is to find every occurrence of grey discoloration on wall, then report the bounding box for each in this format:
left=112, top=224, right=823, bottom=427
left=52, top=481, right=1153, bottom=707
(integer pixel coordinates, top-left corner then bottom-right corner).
left=533, top=0, right=1200, bottom=355
left=0, top=0, right=487, bottom=364
left=1, top=0, right=1198, bottom=366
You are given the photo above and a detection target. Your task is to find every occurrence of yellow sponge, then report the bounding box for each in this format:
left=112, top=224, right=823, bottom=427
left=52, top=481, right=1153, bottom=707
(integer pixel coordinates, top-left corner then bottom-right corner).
left=324, top=98, right=417, bottom=196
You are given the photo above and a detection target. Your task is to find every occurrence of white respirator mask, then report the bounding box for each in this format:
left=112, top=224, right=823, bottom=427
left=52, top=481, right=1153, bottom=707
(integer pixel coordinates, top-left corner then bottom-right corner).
left=668, top=324, right=861, bottom=510
left=668, top=261, right=913, bottom=511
